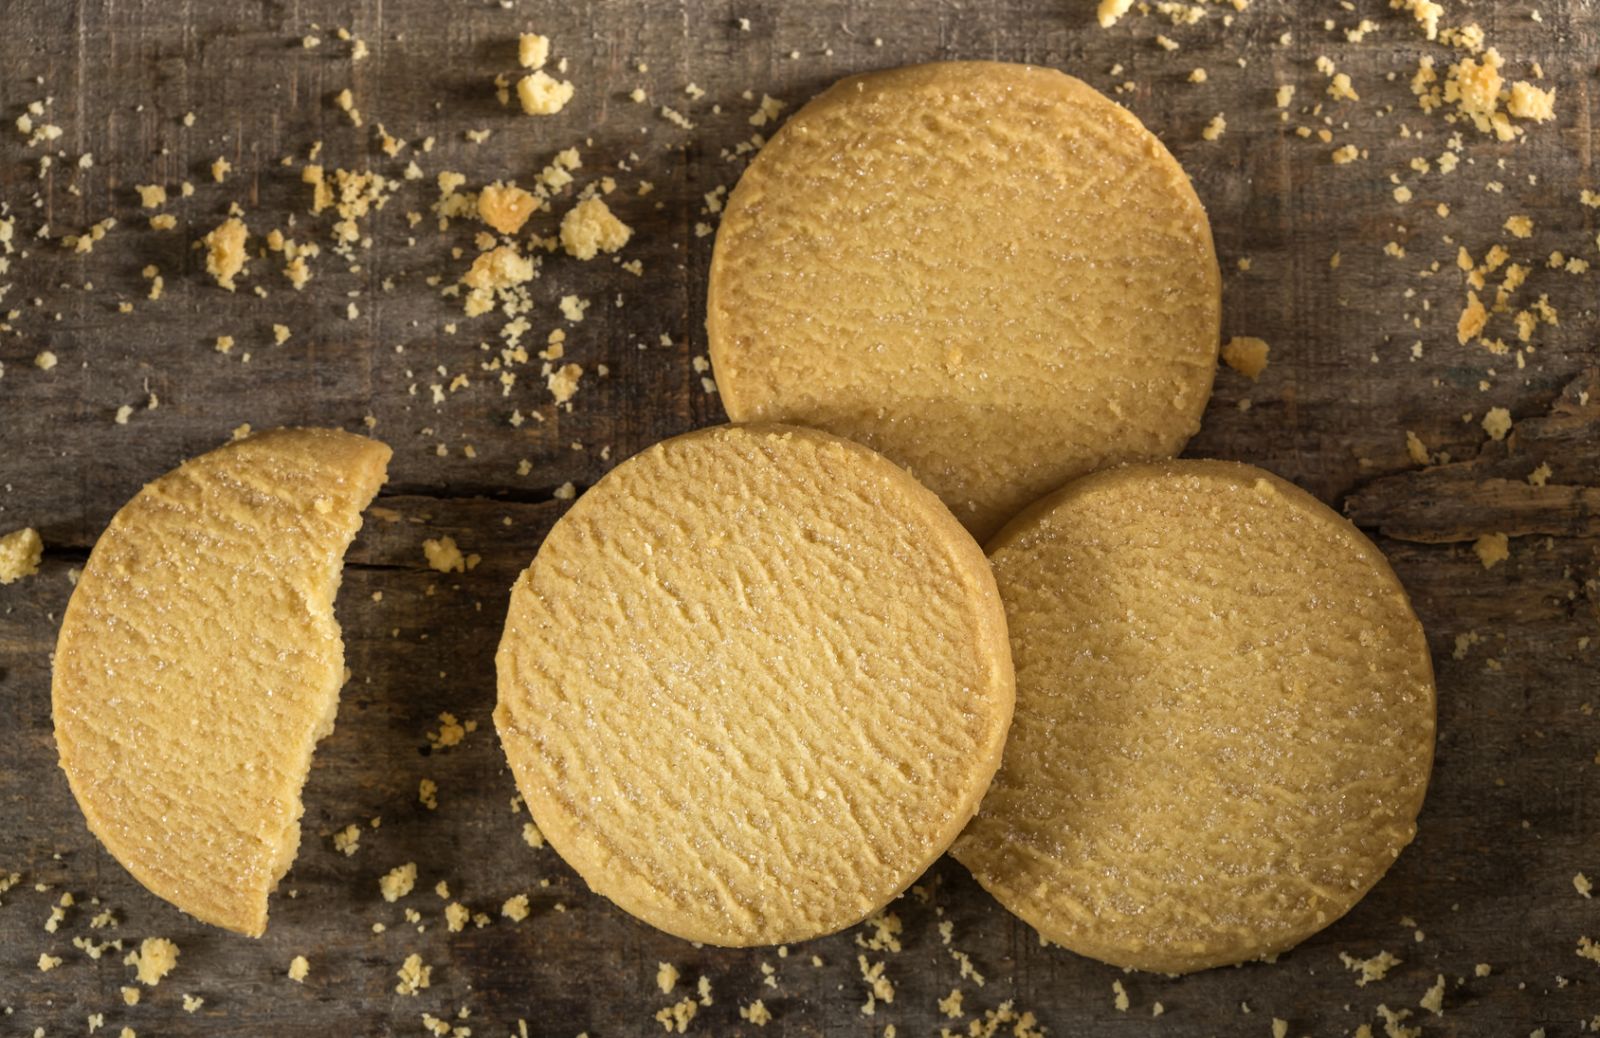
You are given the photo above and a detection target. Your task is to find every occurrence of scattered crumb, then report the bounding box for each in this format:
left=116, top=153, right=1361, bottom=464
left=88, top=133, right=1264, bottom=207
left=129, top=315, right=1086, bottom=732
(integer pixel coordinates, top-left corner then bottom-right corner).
left=656, top=998, right=697, bottom=1033
left=1097, top=0, right=1134, bottom=27
left=201, top=217, right=249, bottom=291
left=422, top=536, right=466, bottom=573
left=1482, top=406, right=1513, bottom=441
left=560, top=197, right=632, bottom=260
left=128, top=937, right=179, bottom=986
left=380, top=862, right=418, bottom=902
left=1221, top=336, right=1270, bottom=379
left=1340, top=949, right=1401, bottom=986
left=1201, top=113, right=1227, bottom=140
left=288, top=955, right=310, bottom=982
left=395, top=952, right=431, bottom=996
left=518, top=33, right=550, bottom=70
left=0, top=527, right=44, bottom=584
left=501, top=894, right=530, bottom=922
left=1473, top=533, right=1509, bottom=570
left=1419, top=974, right=1445, bottom=1015
left=518, top=71, right=575, bottom=115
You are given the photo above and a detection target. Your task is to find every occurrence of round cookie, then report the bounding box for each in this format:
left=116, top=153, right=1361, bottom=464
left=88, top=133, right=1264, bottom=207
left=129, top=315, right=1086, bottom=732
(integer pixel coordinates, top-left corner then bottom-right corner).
left=952, top=460, right=1435, bottom=974
left=494, top=423, right=1014, bottom=946
left=53, top=428, right=391, bottom=936
left=707, top=61, right=1221, bottom=542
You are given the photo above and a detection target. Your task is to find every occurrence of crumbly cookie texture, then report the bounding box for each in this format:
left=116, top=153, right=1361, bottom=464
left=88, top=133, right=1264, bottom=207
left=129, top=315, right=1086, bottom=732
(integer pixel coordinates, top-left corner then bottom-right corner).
left=560, top=197, right=632, bottom=260
left=956, top=461, right=1435, bottom=973
left=200, top=216, right=249, bottom=291
left=52, top=429, right=391, bottom=936
left=517, top=71, right=574, bottom=115
left=496, top=424, right=1013, bottom=946
left=0, top=527, right=43, bottom=584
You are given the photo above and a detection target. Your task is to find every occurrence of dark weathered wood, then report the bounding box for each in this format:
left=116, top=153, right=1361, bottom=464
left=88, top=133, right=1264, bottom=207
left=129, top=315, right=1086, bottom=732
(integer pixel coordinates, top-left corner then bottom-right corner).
left=2, top=0, right=1598, bottom=1035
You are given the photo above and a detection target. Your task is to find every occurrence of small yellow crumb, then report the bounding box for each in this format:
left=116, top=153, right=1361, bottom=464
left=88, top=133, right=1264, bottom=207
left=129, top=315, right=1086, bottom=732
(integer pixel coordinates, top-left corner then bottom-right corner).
left=1340, top=949, right=1401, bottom=986
left=1112, top=980, right=1129, bottom=1011
left=211, top=156, right=231, bottom=183
left=422, top=537, right=466, bottom=573
left=287, top=955, right=310, bottom=982
left=1457, top=291, right=1488, bottom=345
left=379, top=862, right=418, bottom=902
left=1504, top=215, right=1534, bottom=238
left=739, top=1000, right=772, bottom=1026
left=129, top=937, right=179, bottom=986
left=479, top=182, right=537, bottom=235
left=560, top=197, right=632, bottom=260
left=517, top=71, right=574, bottom=115
left=547, top=363, right=584, bottom=404
left=1507, top=81, right=1556, bottom=122
left=1328, top=72, right=1359, bottom=101
left=657, top=962, right=680, bottom=994
left=1097, top=0, right=1134, bottom=27
left=332, top=823, right=361, bottom=856
left=1481, top=406, right=1513, bottom=441
left=1576, top=873, right=1593, bottom=899
left=1221, top=336, right=1270, bottom=379
left=1201, top=113, right=1226, bottom=140
left=1473, top=533, right=1509, bottom=569
left=518, top=33, right=550, bottom=70
left=656, top=998, right=698, bottom=1033
left=1405, top=431, right=1430, bottom=466
left=395, top=952, right=431, bottom=996
left=201, top=217, right=249, bottom=291
left=502, top=894, right=531, bottom=922
left=0, top=527, right=44, bottom=585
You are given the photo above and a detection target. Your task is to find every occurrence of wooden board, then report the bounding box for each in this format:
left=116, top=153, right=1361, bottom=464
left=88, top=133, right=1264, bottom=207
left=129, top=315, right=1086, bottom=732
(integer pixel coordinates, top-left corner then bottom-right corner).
left=2, top=0, right=1597, bottom=1034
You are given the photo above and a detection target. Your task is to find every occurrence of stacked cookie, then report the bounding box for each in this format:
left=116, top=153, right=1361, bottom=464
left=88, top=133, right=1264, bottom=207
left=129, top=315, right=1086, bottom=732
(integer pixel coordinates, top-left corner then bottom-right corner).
left=496, top=62, right=1435, bottom=970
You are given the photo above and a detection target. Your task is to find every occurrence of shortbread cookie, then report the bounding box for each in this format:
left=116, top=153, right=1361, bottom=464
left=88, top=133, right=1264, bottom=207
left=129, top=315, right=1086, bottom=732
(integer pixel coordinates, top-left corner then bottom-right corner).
left=53, top=428, right=391, bottom=936
left=495, top=423, right=1014, bottom=946
left=953, top=461, right=1435, bottom=973
left=708, top=61, right=1221, bottom=540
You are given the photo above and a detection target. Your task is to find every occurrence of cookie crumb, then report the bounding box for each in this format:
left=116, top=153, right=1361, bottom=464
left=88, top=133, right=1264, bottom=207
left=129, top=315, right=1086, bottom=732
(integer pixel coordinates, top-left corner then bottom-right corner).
left=380, top=862, right=418, bottom=902
left=0, top=527, right=44, bottom=584
left=518, top=71, right=574, bottom=115
left=560, top=197, right=632, bottom=260
left=128, top=937, right=179, bottom=986
left=395, top=952, right=431, bottom=996
left=1473, top=533, right=1509, bottom=570
left=1221, top=336, right=1270, bottom=379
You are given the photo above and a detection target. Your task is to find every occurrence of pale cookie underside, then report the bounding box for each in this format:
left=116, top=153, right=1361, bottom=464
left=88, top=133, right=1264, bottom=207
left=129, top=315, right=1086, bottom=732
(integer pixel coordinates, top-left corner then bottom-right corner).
left=495, top=423, right=1014, bottom=946
left=52, top=428, right=391, bottom=936
left=708, top=61, right=1222, bottom=541
left=953, top=460, right=1436, bottom=974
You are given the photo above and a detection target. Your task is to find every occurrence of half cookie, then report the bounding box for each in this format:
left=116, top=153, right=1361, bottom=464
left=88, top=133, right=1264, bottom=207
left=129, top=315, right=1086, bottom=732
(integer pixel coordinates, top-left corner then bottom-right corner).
left=707, top=61, right=1221, bottom=541
left=53, top=428, right=391, bottom=936
left=953, top=461, right=1435, bottom=974
left=495, top=424, right=1014, bottom=946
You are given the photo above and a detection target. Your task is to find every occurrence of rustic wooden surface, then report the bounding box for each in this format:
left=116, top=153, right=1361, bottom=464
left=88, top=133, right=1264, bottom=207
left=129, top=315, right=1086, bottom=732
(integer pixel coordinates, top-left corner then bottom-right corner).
left=2, top=0, right=1598, bottom=1034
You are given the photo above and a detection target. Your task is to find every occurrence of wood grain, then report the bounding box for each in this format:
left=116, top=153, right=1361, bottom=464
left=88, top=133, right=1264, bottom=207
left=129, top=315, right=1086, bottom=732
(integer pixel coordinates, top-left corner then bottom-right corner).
left=2, top=0, right=1597, bottom=1034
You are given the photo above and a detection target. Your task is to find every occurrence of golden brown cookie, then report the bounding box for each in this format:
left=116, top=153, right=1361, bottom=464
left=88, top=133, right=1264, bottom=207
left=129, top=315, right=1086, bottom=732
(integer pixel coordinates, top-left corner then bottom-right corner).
left=707, top=61, right=1221, bottom=541
left=495, top=423, right=1014, bottom=946
left=53, top=428, right=391, bottom=936
left=953, top=461, right=1435, bottom=973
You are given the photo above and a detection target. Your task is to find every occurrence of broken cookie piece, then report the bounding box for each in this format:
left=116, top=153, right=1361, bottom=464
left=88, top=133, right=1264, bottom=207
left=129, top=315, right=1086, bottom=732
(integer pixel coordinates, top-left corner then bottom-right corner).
left=53, top=428, right=391, bottom=935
